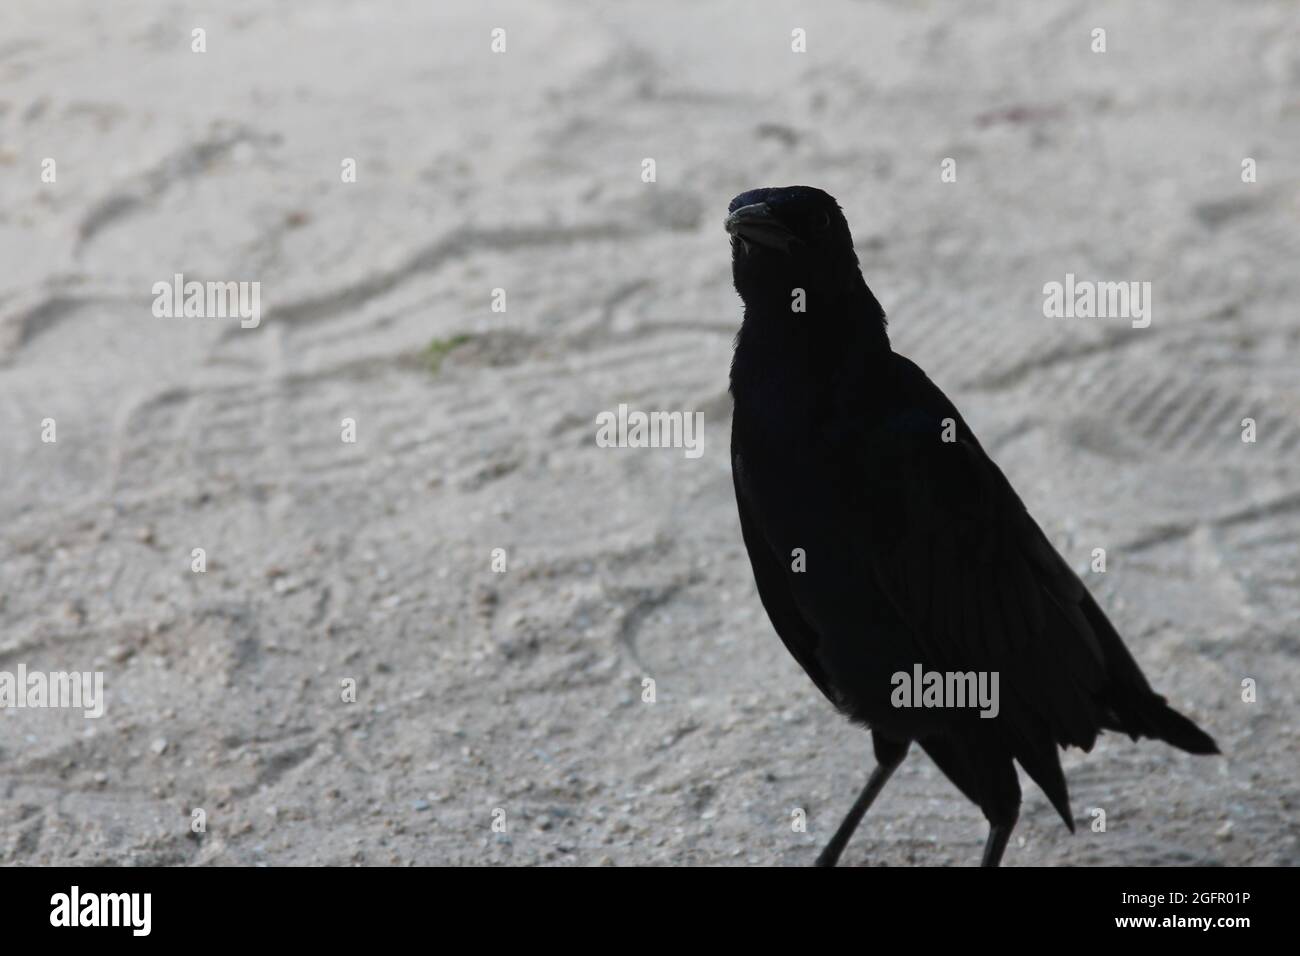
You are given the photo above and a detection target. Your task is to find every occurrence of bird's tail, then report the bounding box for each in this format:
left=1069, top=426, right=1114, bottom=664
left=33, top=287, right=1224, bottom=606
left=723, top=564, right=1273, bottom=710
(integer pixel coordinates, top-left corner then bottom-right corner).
left=1117, top=692, right=1220, bottom=755
left=1080, top=591, right=1220, bottom=755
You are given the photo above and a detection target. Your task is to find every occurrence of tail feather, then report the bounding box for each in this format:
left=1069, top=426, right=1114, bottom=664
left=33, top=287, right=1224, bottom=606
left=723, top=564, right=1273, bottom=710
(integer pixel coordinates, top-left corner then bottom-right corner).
left=1078, top=590, right=1219, bottom=755
left=1013, top=733, right=1076, bottom=831
left=1137, top=695, right=1219, bottom=755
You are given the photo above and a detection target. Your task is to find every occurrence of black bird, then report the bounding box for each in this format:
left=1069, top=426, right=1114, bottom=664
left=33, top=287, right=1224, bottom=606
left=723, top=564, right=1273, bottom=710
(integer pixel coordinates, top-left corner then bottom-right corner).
left=726, top=185, right=1218, bottom=866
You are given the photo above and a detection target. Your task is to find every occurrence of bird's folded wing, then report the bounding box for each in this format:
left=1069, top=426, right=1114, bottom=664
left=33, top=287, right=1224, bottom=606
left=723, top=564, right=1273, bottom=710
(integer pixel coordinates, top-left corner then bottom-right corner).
left=859, top=376, right=1109, bottom=746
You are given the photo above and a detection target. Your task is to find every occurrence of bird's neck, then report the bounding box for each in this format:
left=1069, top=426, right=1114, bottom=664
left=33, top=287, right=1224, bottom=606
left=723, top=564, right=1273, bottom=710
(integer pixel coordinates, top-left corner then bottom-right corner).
left=731, top=277, right=891, bottom=397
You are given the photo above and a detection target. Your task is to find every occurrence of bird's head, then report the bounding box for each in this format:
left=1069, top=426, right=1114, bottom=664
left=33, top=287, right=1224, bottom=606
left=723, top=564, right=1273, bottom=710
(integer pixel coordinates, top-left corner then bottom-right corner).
left=725, top=185, right=862, bottom=303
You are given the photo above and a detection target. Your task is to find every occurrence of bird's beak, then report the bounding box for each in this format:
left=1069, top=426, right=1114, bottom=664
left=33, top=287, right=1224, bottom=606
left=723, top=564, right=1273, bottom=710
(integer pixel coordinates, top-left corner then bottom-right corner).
left=725, top=202, right=796, bottom=253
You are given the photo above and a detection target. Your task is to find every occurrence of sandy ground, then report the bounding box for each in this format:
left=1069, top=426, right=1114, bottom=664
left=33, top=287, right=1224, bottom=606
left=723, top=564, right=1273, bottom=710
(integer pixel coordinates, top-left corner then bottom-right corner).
left=0, top=0, right=1297, bottom=866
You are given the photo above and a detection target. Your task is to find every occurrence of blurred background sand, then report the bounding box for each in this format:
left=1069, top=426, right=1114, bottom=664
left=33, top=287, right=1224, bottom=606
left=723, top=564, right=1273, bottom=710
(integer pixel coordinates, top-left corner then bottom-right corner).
left=0, top=0, right=1296, bottom=864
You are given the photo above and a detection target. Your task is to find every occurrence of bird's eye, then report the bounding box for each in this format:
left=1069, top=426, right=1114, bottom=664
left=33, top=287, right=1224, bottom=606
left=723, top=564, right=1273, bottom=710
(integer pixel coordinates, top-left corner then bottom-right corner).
left=817, top=211, right=831, bottom=231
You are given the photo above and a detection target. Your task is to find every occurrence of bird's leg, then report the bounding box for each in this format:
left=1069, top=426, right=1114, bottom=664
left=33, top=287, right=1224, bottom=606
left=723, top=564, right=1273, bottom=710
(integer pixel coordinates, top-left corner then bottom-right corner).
left=979, top=813, right=1018, bottom=867
left=813, top=753, right=905, bottom=867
